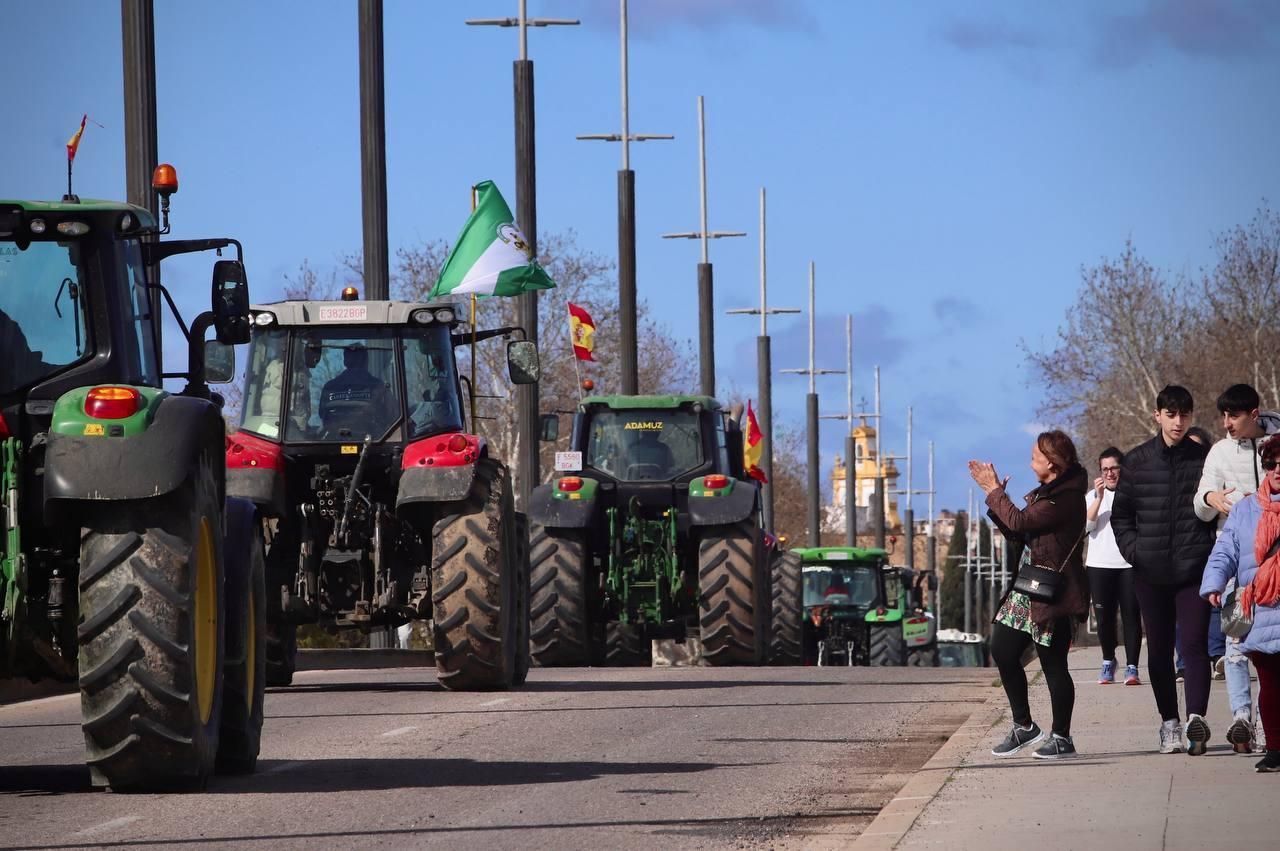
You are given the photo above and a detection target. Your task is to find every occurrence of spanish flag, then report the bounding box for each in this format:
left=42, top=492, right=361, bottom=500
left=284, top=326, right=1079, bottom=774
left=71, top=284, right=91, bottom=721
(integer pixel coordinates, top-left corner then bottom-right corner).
left=744, top=400, right=767, bottom=483
left=67, top=114, right=87, bottom=163
left=568, top=302, right=596, bottom=362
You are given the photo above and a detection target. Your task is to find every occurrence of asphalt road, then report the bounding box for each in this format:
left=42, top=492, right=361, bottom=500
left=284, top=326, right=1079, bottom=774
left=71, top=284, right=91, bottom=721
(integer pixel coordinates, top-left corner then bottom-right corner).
left=0, top=665, right=996, bottom=850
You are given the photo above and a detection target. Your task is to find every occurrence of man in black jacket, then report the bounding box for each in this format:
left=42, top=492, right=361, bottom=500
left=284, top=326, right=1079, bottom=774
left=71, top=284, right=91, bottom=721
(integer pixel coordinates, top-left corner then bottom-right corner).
left=1111, top=385, right=1216, bottom=756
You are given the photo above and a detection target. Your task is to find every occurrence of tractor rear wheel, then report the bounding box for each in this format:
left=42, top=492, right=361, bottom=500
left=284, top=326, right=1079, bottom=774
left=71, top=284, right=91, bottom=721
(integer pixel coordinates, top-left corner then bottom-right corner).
left=604, top=620, right=651, bottom=666
left=767, top=550, right=803, bottom=665
left=528, top=525, right=592, bottom=667
left=908, top=643, right=940, bottom=667
left=77, top=454, right=225, bottom=791
left=512, top=512, right=531, bottom=685
left=216, top=500, right=267, bottom=774
left=698, top=522, right=768, bottom=665
left=431, top=458, right=519, bottom=690
left=264, top=622, right=297, bottom=687
left=869, top=623, right=908, bottom=666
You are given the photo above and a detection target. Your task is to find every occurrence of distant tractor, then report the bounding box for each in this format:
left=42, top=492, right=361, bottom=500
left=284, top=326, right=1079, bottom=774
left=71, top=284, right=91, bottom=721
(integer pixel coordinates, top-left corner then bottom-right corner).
left=526, top=395, right=799, bottom=667
left=224, top=294, right=538, bottom=691
left=936, top=629, right=988, bottom=667
left=798, top=547, right=938, bottom=666
left=1, top=171, right=267, bottom=790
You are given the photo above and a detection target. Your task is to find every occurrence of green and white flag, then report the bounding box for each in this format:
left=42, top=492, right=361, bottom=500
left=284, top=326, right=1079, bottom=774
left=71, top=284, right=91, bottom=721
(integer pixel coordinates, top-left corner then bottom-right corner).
left=430, top=180, right=557, bottom=298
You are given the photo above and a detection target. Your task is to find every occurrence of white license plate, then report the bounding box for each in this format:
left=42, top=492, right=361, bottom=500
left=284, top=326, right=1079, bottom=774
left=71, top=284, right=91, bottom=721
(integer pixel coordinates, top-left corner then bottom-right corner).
left=554, top=451, right=583, bottom=472
left=317, top=304, right=368, bottom=321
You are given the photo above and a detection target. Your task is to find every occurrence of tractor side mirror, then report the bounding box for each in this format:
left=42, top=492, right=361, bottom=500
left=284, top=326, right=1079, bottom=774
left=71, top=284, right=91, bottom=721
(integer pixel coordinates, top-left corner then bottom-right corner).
left=211, top=260, right=250, bottom=345
left=507, top=340, right=540, bottom=385
left=203, top=340, right=236, bottom=384
left=539, top=413, right=559, bottom=443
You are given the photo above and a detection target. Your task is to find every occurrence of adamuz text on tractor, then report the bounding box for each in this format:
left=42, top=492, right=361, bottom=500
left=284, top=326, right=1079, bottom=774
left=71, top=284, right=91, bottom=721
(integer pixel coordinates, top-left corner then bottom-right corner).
left=798, top=547, right=938, bottom=666
left=525, top=395, right=802, bottom=667
left=1, top=166, right=268, bottom=790
left=224, top=291, right=539, bottom=690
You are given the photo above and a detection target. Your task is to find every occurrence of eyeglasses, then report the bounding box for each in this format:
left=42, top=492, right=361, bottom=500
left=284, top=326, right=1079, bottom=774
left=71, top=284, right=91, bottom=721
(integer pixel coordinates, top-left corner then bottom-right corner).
left=1263, top=458, right=1280, bottom=472
left=1100, top=467, right=1121, bottom=474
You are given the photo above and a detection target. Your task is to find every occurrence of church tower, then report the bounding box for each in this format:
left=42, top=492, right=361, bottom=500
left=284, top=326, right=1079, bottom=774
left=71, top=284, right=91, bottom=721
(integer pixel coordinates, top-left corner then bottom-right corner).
left=830, top=418, right=901, bottom=533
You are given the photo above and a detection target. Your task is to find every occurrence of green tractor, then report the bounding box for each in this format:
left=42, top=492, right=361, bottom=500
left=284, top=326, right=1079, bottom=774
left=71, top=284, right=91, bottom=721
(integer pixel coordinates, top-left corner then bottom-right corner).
left=798, top=547, right=938, bottom=666
left=0, top=173, right=267, bottom=790
left=526, top=395, right=801, bottom=667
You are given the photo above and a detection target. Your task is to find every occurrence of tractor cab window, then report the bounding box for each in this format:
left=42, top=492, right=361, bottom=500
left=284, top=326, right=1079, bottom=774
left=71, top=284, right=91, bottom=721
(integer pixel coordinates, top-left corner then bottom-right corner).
left=0, top=239, right=91, bottom=395
left=715, top=415, right=731, bottom=472
left=238, top=328, right=291, bottom=438
left=585, top=409, right=703, bottom=481
left=285, top=328, right=401, bottom=442
left=802, top=564, right=878, bottom=609
left=402, top=326, right=463, bottom=439
left=122, top=241, right=160, bottom=386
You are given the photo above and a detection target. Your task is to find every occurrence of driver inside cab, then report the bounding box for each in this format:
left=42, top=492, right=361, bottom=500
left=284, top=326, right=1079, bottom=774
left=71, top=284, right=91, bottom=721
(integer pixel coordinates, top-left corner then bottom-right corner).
left=0, top=307, right=54, bottom=394
left=624, top=427, right=675, bottom=479
left=319, top=343, right=395, bottom=437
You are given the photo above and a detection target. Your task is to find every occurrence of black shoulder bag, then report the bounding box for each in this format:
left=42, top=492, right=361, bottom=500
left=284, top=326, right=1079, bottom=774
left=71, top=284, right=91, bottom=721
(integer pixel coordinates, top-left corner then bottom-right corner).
left=1012, top=531, right=1085, bottom=603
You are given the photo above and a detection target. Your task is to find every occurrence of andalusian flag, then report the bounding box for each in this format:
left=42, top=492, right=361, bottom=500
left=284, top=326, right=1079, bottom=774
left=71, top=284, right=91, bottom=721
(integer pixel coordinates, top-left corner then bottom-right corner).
left=67, top=114, right=87, bottom=162
left=430, top=180, right=556, bottom=298
left=568, top=302, right=596, bottom=362
left=744, top=400, right=767, bottom=483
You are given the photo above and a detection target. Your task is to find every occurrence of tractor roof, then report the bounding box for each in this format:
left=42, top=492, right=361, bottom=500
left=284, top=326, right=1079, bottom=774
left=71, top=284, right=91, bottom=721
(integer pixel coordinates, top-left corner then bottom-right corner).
left=1, top=198, right=156, bottom=229
left=580, top=394, right=722, bottom=411
left=251, top=299, right=459, bottom=327
left=791, top=546, right=888, bottom=564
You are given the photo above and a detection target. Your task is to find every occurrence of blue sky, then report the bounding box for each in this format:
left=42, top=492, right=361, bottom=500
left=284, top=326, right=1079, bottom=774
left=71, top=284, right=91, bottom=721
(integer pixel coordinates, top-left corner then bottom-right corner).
left=4, top=1, right=1279, bottom=515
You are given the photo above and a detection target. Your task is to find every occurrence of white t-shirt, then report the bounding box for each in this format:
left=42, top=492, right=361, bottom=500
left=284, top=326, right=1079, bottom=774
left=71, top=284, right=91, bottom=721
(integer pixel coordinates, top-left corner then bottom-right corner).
left=1084, top=488, right=1131, bottom=569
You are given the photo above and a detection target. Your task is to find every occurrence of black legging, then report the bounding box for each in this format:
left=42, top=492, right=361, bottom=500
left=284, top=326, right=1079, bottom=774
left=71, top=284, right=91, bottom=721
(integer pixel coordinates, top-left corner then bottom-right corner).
left=1087, top=566, right=1142, bottom=667
left=990, top=618, right=1076, bottom=736
left=1133, top=576, right=1211, bottom=720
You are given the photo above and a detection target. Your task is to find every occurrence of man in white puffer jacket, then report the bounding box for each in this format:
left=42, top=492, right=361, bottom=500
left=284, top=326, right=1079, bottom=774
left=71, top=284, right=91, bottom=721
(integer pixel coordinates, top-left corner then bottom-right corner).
left=1194, top=383, right=1280, bottom=754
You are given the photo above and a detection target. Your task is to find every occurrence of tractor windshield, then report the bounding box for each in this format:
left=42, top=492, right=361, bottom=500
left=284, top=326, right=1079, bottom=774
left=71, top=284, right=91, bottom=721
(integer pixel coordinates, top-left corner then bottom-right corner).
left=285, top=328, right=402, bottom=442
left=0, top=240, right=91, bottom=394
left=402, top=326, right=463, bottom=439
left=802, top=564, right=879, bottom=610
left=585, top=408, right=703, bottom=481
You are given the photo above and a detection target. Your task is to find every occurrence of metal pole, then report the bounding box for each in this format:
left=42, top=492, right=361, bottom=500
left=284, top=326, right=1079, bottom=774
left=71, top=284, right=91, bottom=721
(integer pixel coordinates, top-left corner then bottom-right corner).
left=619, top=169, right=637, bottom=394
left=758, top=189, right=772, bottom=530
left=121, top=0, right=160, bottom=340
left=845, top=315, right=855, bottom=546
left=358, top=0, right=389, bottom=301
left=904, top=406, right=914, bottom=569
left=696, top=96, right=714, bottom=397
left=927, top=440, right=936, bottom=572
left=873, top=366, right=885, bottom=548
left=514, top=54, right=539, bottom=502
left=964, top=488, right=973, bottom=634
left=805, top=262, right=820, bottom=546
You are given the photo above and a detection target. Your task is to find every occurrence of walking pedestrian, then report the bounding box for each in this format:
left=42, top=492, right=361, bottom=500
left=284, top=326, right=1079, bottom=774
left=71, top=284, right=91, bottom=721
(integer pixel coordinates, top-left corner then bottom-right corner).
left=969, top=430, right=1088, bottom=760
left=1086, top=447, right=1142, bottom=685
left=1201, top=434, right=1280, bottom=772
left=1111, top=385, right=1217, bottom=755
left=1194, top=383, right=1280, bottom=753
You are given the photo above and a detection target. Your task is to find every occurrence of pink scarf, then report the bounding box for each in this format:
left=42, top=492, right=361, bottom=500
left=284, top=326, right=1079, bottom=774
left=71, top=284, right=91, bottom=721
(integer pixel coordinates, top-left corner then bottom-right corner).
left=1244, top=477, right=1280, bottom=611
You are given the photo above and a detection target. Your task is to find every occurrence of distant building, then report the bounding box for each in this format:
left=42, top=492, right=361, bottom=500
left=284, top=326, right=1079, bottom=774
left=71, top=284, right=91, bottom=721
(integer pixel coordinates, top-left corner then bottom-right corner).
left=823, top=419, right=901, bottom=536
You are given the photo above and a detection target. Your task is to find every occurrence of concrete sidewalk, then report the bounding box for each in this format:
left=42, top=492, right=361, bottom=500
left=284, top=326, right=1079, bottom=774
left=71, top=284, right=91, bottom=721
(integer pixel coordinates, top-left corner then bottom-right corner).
left=855, top=646, right=1275, bottom=850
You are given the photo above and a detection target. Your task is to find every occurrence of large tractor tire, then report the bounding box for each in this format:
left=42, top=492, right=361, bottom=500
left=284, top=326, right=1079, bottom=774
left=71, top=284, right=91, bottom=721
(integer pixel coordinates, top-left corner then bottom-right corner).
left=869, top=623, right=908, bottom=667
left=431, top=458, right=519, bottom=691
left=604, top=620, right=651, bottom=666
left=264, top=622, right=297, bottom=687
left=528, top=525, right=592, bottom=667
left=767, top=550, right=803, bottom=665
left=512, top=512, right=531, bottom=685
left=698, top=521, right=768, bottom=666
left=77, top=454, right=226, bottom=791
left=908, top=643, right=939, bottom=667
left=217, top=499, right=267, bottom=774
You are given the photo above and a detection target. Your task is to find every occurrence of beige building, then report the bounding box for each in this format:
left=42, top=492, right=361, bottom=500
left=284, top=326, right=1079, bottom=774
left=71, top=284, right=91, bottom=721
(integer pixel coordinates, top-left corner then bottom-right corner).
left=825, top=419, right=901, bottom=535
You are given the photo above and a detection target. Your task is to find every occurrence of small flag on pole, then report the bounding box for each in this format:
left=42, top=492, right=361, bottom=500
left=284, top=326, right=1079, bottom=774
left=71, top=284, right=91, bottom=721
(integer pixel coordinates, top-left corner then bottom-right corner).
left=568, top=302, right=596, bottom=362
left=430, top=180, right=557, bottom=298
left=67, top=114, right=88, bottom=162
left=744, top=400, right=768, bottom=483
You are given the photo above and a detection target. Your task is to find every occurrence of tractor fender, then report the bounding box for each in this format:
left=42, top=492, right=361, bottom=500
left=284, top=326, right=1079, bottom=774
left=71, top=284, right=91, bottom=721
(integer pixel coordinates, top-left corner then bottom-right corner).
left=526, top=482, right=598, bottom=528
left=226, top=431, right=287, bottom=517
left=687, top=480, right=757, bottom=527
left=397, top=465, right=477, bottom=509
left=44, top=393, right=224, bottom=509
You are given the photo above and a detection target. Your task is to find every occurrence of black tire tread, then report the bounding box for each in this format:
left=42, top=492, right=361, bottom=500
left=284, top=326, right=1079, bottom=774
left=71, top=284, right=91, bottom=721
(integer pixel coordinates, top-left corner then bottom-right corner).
left=767, top=550, right=803, bottom=665
left=528, top=525, right=592, bottom=667
left=698, top=522, right=767, bottom=666
left=869, top=623, right=908, bottom=667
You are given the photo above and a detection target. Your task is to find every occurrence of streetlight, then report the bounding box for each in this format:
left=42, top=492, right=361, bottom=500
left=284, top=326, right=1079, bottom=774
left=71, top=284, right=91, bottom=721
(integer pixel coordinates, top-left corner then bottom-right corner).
left=662, top=96, right=745, bottom=398
left=725, top=188, right=798, bottom=533
left=466, top=2, right=579, bottom=505
left=577, top=0, right=674, bottom=395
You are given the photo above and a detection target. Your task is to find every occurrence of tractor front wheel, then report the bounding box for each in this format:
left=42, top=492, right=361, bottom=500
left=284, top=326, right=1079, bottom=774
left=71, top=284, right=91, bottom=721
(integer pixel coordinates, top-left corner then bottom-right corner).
left=430, top=458, right=519, bottom=690
left=604, top=621, right=651, bottom=666
left=698, top=522, right=768, bottom=666
left=767, top=550, right=803, bottom=665
left=216, top=500, right=267, bottom=774
left=77, top=454, right=225, bottom=791
left=869, top=623, right=908, bottom=667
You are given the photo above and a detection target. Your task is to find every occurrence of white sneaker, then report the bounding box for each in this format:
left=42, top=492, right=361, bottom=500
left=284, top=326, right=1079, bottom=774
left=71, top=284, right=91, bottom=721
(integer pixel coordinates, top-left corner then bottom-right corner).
left=1159, top=719, right=1183, bottom=754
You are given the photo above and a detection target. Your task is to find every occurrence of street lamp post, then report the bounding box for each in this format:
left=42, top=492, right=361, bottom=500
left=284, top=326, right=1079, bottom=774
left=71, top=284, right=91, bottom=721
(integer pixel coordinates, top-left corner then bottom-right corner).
left=662, top=96, right=745, bottom=398
left=358, top=0, right=389, bottom=301
left=577, top=0, right=673, bottom=395
left=819, top=315, right=873, bottom=547
left=725, top=188, right=798, bottom=533
left=781, top=263, right=843, bottom=547
left=466, top=3, right=579, bottom=505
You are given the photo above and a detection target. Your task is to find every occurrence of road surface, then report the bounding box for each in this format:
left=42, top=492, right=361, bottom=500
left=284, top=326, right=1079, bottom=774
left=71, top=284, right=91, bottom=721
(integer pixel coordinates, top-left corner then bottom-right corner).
left=0, top=665, right=996, bottom=850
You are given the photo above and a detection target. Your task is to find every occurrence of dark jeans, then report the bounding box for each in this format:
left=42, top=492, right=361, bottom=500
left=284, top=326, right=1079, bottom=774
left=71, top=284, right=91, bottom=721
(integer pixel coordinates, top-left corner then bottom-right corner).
left=1247, top=651, right=1280, bottom=751
left=991, top=619, right=1075, bottom=736
left=1134, top=576, right=1211, bottom=720
left=1087, top=566, right=1142, bottom=667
